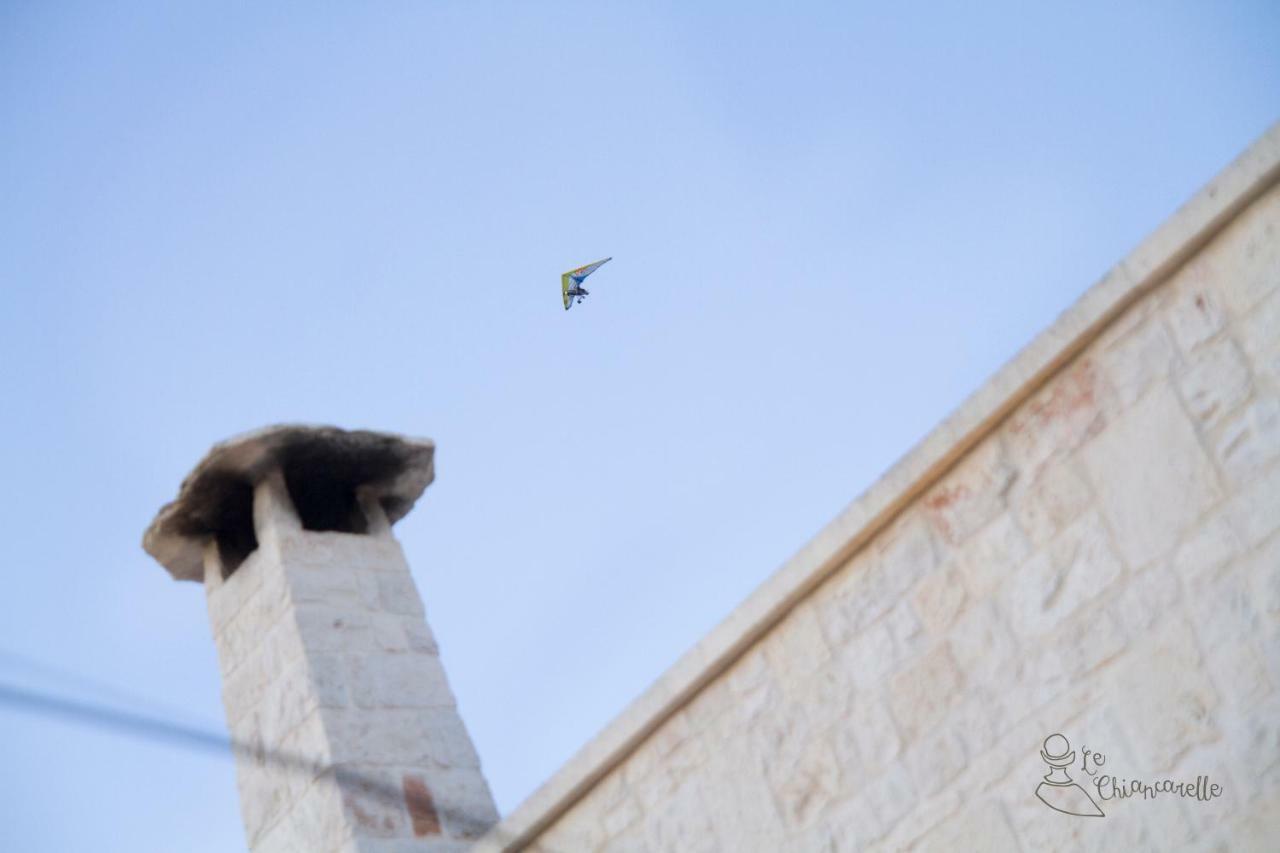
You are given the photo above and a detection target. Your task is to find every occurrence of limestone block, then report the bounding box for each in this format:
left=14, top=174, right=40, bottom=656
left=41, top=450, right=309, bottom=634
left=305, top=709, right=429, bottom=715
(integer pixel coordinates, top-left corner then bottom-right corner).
left=1224, top=693, right=1280, bottom=790
left=1205, top=805, right=1280, bottom=853
left=1081, top=384, right=1223, bottom=569
left=1189, top=567, right=1262, bottom=650
left=656, top=734, right=711, bottom=793
left=885, top=600, right=926, bottom=661
left=1115, top=562, right=1181, bottom=636
left=356, top=840, right=471, bottom=853
left=841, top=621, right=896, bottom=689
left=259, top=658, right=324, bottom=745
left=1003, top=358, right=1109, bottom=481
left=1212, top=391, right=1280, bottom=487
left=333, top=765, right=407, bottom=839
left=260, top=775, right=348, bottom=853
left=207, top=552, right=266, bottom=636
left=1100, top=316, right=1179, bottom=409
left=307, top=654, right=353, bottom=709
left=236, top=747, right=296, bottom=846
left=599, top=836, right=653, bottom=853
left=285, top=562, right=366, bottom=609
left=948, top=599, right=1018, bottom=683
left=602, top=795, right=642, bottom=837
left=371, top=614, right=414, bottom=653
left=1008, top=456, right=1093, bottom=547
left=904, top=723, right=967, bottom=797
left=322, top=707, right=480, bottom=769
left=623, top=712, right=694, bottom=789
left=1164, top=257, right=1229, bottom=353
left=818, top=519, right=935, bottom=645
left=279, top=532, right=410, bottom=577
left=846, top=693, right=902, bottom=774
left=683, top=675, right=731, bottom=733
left=1113, top=620, right=1219, bottom=772
left=1222, top=465, right=1280, bottom=550
left=1244, top=532, right=1280, bottom=624
left=796, top=659, right=857, bottom=731
left=418, top=766, right=499, bottom=840
left=859, top=765, right=917, bottom=840
left=1176, top=337, right=1253, bottom=426
left=827, top=718, right=865, bottom=787
left=888, top=644, right=962, bottom=743
left=727, top=645, right=771, bottom=696
left=1236, top=289, right=1280, bottom=384
left=950, top=512, right=1032, bottom=599
left=530, top=807, right=605, bottom=853
left=1206, top=637, right=1274, bottom=710
left=763, top=601, right=831, bottom=691
left=348, top=653, right=455, bottom=709
left=872, top=788, right=963, bottom=853
left=910, top=565, right=966, bottom=636
left=276, top=708, right=332, bottom=792
left=699, top=733, right=787, bottom=852
left=1001, top=551, right=1077, bottom=641
left=599, top=770, right=633, bottom=812
left=749, top=696, right=813, bottom=784
left=1046, top=510, right=1125, bottom=598
left=1048, top=603, right=1127, bottom=679
left=293, top=605, right=374, bottom=654
left=913, top=799, right=1018, bottom=853
left=218, top=574, right=293, bottom=678
left=923, top=441, right=1016, bottom=545
left=642, top=777, right=719, bottom=853
left=1211, top=182, right=1280, bottom=316
left=815, top=572, right=883, bottom=651
left=771, top=735, right=841, bottom=829
left=875, top=511, right=938, bottom=578
left=1171, top=510, right=1243, bottom=592
left=221, top=646, right=274, bottom=726
left=954, top=711, right=1046, bottom=791
left=823, top=795, right=881, bottom=850
left=377, top=573, right=426, bottom=617
left=356, top=570, right=383, bottom=610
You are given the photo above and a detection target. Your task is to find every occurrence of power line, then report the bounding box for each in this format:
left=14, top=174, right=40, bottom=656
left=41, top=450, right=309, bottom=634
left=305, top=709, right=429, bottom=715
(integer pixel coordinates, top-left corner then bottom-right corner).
left=0, top=680, right=539, bottom=851
left=0, top=645, right=218, bottom=728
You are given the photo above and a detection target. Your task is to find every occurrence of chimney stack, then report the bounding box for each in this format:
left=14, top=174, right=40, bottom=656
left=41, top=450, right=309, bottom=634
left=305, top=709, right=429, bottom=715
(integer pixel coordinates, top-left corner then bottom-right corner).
left=144, top=426, right=497, bottom=853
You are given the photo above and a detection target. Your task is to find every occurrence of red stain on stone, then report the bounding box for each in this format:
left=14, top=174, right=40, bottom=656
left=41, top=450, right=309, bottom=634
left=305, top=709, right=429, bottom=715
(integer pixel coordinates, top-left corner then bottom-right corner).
left=1009, top=359, right=1100, bottom=435
left=923, top=483, right=970, bottom=542
left=924, top=483, right=969, bottom=511
left=403, top=774, right=441, bottom=837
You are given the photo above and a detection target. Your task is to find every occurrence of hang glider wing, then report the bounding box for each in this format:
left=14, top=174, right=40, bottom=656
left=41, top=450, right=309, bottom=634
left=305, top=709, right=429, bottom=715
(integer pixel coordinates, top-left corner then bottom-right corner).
left=567, top=257, right=611, bottom=284
left=560, top=257, right=611, bottom=311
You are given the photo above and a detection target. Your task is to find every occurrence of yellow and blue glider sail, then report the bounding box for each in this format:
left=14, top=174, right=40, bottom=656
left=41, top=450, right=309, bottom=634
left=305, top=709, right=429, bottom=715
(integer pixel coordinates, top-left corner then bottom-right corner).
left=561, top=257, right=612, bottom=310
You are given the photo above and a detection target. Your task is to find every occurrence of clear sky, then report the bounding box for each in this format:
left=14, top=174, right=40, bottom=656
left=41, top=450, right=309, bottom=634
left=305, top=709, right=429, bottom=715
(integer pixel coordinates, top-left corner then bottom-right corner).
left=1, top=2, right=1276, bottom=850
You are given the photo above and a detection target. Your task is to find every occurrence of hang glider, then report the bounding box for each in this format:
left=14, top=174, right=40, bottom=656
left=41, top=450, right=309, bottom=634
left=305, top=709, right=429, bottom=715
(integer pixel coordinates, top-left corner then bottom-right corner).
left=562, top=257, right=612, bottom=310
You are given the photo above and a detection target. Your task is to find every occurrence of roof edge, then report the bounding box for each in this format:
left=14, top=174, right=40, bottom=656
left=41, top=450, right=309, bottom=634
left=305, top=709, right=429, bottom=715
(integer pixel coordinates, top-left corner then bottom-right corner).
left=478, top=120, right=1280, bottom=851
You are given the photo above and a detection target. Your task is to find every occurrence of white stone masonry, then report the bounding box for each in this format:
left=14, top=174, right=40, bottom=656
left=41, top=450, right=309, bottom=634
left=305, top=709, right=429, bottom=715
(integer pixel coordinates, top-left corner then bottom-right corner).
left=145, top=427, right=497, bottom=853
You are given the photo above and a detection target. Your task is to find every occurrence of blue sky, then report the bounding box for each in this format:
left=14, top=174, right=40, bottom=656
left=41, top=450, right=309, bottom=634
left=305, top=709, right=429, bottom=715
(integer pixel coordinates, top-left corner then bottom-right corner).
left=1, top=2, right=1277, bottom=850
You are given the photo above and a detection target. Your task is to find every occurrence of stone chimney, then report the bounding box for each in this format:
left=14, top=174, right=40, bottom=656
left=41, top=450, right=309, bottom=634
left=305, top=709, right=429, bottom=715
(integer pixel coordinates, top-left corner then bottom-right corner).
left=144, top=425, right=498, bottom=853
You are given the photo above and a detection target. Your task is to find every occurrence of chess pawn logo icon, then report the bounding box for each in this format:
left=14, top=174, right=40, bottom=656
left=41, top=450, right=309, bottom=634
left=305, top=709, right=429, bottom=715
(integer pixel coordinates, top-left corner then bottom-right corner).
left=1035, top=734, right=1104, bottom=817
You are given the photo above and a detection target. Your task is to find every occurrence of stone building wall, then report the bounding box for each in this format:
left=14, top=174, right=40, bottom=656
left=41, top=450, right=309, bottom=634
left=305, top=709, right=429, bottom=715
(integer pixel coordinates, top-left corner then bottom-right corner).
left=492, top=132, right=1280, bottom=851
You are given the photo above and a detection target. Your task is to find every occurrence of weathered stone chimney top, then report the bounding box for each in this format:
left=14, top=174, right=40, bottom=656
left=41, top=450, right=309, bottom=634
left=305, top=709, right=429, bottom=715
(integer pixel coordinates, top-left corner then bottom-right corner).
left=144, top=425, right=435, bottom=582
left=143, top=425, right=496, bottom=850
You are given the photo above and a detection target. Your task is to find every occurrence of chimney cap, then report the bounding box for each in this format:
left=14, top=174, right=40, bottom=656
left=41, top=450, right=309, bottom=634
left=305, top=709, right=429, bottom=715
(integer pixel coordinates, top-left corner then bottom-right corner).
left=143, top=425, right=435, bottom=582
